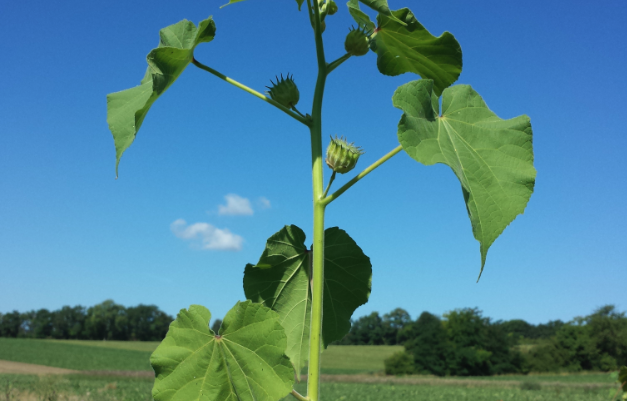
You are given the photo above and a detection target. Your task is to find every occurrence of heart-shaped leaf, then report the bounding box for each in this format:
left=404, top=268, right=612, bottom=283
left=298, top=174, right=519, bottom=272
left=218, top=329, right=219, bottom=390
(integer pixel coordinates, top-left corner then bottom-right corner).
left=394, top=80, right=536, bottom=278
left=106, top=17, right=216, bottom=176
left=244, top=225, right=371, bottom=378
left=151, top=301, right=294, bottom=401
left=371, top=8, right=462, bottom=96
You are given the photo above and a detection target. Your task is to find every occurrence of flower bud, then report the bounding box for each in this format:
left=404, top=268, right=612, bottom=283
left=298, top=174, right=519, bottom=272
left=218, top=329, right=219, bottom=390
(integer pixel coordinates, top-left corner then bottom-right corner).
left=266, top=74, right=300, bottom=109
left=345, top=26, right=370, bottom=57
left=326, top=0, right=338, bottom=15
left=325, top=136, right=365, bottom=174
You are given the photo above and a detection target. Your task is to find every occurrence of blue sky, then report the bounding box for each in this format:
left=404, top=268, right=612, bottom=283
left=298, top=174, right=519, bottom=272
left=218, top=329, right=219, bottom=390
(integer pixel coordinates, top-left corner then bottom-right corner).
left=0, top=0, right=625, bottom=325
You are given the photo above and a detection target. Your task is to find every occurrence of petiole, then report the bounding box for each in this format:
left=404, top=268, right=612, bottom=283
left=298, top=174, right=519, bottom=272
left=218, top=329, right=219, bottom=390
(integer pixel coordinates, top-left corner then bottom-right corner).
left=322, top=144, right=403, bottom=205
left=192, top=58, right=311, bottom=127
left=327, top=53, right=352, bottom=74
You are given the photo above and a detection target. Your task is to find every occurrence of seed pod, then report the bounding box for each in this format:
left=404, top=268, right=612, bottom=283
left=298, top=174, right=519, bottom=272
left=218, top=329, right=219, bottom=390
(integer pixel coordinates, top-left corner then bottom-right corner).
left=345, top=26, right=370, bottom=57
left=325, top=136, right=365, bottom=174
left=266, top=74, right=300, bottom=109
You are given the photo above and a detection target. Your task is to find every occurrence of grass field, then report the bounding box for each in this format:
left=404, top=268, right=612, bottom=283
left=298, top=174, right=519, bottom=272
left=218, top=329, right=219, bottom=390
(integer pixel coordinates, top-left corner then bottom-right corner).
left=0, top=338, right=152, bottom=371
left=0, top=375, right=615, bottom=401
left=0, top=339, right=621, bottom=401
left=0, top=339, right=400, bottom=374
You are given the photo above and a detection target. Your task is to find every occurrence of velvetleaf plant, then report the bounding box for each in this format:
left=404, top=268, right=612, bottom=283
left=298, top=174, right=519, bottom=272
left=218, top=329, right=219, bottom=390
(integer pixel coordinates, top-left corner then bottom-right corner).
left=106, top=0, right=536, bottom=400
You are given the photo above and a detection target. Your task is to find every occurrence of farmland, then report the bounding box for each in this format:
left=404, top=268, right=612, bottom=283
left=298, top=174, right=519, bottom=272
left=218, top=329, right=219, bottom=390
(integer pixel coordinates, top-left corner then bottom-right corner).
left=0, top=339, right=620, bottom=401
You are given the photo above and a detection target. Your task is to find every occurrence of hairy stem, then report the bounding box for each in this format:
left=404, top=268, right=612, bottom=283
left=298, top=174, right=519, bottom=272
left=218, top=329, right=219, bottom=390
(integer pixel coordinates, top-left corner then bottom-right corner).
left=192, top=58, right=311, bottom=126
left=307, top=0, right=327, bottom=400
left=322, top=145, right=403, bottom=205
left=327, top=53, right=352, bottom=74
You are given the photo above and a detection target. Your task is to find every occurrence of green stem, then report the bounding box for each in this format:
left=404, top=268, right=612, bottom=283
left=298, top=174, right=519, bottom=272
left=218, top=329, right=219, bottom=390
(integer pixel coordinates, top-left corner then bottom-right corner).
left=291, top=390, right=309, bottom=401
left=307, top=0, right=327, bottom=400
left=322, top=145, right=403, bottom=206
left=322, top=171, right=336, bottom=198
left=327, top=53, right=352, bottom=74
left=192, top=58, right=311, bottom=127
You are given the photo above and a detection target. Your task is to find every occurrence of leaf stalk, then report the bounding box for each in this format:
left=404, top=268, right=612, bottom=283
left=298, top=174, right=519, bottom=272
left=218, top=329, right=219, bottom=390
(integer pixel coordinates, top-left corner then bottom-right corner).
left=291, top=389, right=309, bottom=401
left=327, top=53, right=352, bottom=74
left=323, top=145, right=403, bottom=205
left=191, top=58, right=311, bottom=126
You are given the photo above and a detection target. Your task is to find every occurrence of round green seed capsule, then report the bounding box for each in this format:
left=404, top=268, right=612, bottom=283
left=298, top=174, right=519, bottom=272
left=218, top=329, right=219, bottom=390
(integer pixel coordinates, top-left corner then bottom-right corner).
left=266, top=74, right=300, bottom=109
left=325, top=136, right=365, bottom=174
left=344, top=27, right=369, bottom=57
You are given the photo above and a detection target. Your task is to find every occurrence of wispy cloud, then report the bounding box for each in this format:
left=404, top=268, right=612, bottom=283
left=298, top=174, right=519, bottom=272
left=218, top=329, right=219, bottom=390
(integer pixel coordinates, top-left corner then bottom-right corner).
left=171, top=219, right=243, bottom=251
left=258, top=197, right=271, bottom=209
left=218, top=194, right=254, bottom=216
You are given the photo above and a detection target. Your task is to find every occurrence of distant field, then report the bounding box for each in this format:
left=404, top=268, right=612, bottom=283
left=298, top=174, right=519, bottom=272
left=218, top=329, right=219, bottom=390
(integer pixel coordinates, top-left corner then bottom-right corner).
left=0, top=339, right=400, bottom=374
left=43, top=339, right=160, bottom=352
left=0, top=338, right=152, bottom=371
left=0, top=375, right=613, bottom=401
left=319, top=345, right=403, bottom=374
left=281, top=382, right=612, bottom=401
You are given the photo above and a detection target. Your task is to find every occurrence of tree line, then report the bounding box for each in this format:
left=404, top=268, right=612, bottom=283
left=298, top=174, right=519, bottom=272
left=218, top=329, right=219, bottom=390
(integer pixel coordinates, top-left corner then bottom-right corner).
left=0, top=300, right=172, bottom=341
left=339, top=305, right=627, bottom=376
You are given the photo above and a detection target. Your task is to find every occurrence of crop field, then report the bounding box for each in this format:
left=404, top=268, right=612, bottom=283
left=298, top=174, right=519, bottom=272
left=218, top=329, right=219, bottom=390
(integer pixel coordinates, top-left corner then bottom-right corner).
left=0, top=375, right=615, bottom=401
left=0, top=338, right=152, bottom=371
left=0, top=339, right=620, bottom=400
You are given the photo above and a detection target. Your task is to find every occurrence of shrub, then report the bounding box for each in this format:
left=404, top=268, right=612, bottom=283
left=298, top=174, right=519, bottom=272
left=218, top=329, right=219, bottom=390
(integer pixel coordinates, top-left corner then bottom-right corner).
left=384, top=351, right=415, bottom=376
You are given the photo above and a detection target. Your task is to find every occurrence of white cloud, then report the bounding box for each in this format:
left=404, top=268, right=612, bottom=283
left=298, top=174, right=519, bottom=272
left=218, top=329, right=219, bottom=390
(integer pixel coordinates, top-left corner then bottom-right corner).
left=258, top=197, right=271, bottom=209
left=171, top=219, right=243, bottom=251
left=218, top=194, right=253, bottom=216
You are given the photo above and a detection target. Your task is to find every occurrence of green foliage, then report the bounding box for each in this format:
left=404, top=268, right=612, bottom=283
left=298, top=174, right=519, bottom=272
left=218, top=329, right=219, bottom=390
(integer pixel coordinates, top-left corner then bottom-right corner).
left=404, top=311, right=450, bottom=376
left=106, top=2, right=537, bottom=400
left=0, top=301, right=172, bottom=341
left=346, top=0, right=375, bottom=32
left=619, top=365, right=627, bottom=391
left=244, top=225, right=371, bottom=376
left=394, top=80, right=536, bottom=276
left=106, top=17, right=216, bottom=175
left=151, top=301, right=294, bottom=401
left=523, top=306, right=627, bottom=373
left=383, top=351, right=414, bottom=375
left=370, top=9, right=462, bottom=96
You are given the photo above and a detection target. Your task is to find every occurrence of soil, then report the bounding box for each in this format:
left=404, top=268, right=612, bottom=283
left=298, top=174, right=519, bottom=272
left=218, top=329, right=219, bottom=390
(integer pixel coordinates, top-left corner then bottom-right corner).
left=0, top=360, right=77, bottom=375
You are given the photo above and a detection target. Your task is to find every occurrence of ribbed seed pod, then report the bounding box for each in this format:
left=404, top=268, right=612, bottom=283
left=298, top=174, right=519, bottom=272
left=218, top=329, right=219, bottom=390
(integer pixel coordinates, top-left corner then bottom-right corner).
left=345, top=26, right=370, bottom=57
left=266, top=74, right=300, bottom=108
left=325, top=136, right=365, bottom=174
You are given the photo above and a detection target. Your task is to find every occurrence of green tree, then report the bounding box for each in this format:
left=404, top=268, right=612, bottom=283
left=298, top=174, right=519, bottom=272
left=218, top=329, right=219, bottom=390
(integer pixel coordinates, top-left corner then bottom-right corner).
left=342, top=312, right=385, bottom=345
left=126, top=304, right=172, bottom=341
left=586, top=305, right=627, bottom=368
left=51, top=306, right=86, bottom=339
left=0, top=311, right=22, bottom=337
left=381, top=308, right=411, bottom=345
left=404, top=311, right=449, bottom=376
left=84, top=300, right=127, bottom=340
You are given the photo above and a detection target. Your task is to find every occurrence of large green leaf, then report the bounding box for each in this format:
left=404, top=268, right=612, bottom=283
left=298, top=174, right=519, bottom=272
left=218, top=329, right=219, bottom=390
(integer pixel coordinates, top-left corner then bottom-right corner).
left=244, top=225, right=371, bottom=378
left=347, top=0, right=375, bottom=32
left=394, top=80, right=536, bottom=278
left=106, top=17, right=216, bottom=176
left=151, top=301, right=294, bottom=401
left=356, top=0, right=405, bottom=26
left=370, top=8, right=462, bottom=96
